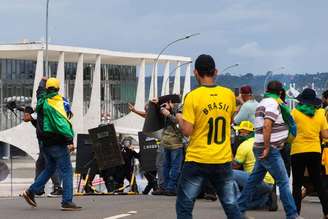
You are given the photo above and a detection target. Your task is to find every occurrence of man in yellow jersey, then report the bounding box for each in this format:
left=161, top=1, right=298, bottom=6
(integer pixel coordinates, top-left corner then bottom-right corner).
left=175, top=54, right=242, bottom=219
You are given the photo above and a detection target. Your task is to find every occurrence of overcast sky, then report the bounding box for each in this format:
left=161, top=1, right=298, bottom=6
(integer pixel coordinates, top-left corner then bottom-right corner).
left=1, top=0, right=328, bottom=75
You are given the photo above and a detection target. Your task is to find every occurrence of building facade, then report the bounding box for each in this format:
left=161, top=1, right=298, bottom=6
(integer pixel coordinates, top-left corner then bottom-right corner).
left=0, top=43, right=192, bottom=159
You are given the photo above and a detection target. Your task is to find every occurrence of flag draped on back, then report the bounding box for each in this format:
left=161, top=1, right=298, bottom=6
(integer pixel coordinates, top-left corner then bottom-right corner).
left=264, top=92, right=297, bottom=142
left=36, top=91, right=74, bottom=139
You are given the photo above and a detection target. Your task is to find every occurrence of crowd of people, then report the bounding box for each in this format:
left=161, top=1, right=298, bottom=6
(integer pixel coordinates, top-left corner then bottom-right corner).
left=19, top=54, right=328, bottom=219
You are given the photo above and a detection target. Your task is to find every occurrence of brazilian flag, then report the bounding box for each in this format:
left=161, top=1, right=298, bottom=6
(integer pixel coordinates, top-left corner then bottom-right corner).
left=36, top=91, right=74, bottom=139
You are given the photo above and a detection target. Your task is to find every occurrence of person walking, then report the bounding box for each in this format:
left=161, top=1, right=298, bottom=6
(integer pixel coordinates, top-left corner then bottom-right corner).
left=290, top=88, right=328, bottom=218
left=22, top=77, right=81, bottom=211
left=175, top=54, right=242, bottom=219
left=23, top=106, right=63, bottom=196
left=237, top=81, right=300, bottom=219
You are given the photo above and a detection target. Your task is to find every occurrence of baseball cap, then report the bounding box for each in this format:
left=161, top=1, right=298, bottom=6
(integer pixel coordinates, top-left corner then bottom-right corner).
left=46, top=77, right=60, bottom=89
left=234, top=121, right=254, bottom=132
left=240, top=85, right=252, bottom=95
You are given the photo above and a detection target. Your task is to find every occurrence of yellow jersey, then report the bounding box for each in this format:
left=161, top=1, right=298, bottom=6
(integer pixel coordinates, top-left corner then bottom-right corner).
left=291, top=108, right=328, bottom=155
left=235, top=138, right=275, bottom=185
left=182, top=85, right=236, bottom=164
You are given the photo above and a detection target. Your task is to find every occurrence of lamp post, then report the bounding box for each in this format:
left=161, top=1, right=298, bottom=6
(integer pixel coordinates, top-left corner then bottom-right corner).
left=151, top=33, right=200, bottom=98
left=45, top=0, right=50, bottom=77
left=215, top=63, right=239, bottom=84
left=221, top=63, right=239, bottom=74
left=263, top=66, right=285, bottom=92
left=163, top=61, right=193, bottom=94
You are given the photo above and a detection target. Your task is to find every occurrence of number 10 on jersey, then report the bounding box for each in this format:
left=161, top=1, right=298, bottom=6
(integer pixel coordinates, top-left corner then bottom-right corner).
left=207, top=117, right=226, bottom=145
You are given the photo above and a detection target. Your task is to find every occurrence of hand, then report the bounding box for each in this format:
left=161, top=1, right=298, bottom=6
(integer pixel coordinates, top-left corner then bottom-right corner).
left=236, top=94, right=244, bottom=105
left=160, top=107, right=171, bottom=117
left=259, top=147, right=270, bottom=160
left=67, top=144, right=75, bottom=153
left=128, top=103, right=135, bottom=112
left=176, top=113, right=183, bottom=123
left=41, top=76, right=48, bottom=80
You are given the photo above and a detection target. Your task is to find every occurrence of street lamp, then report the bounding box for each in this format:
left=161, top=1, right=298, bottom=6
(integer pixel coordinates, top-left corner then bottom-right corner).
left=151, top=33, right=200, bottom=98
left=45, top=0, right=50, bottom=77
left=263, top=66, right=285, bottom=92
left=215, top=63, right=239, bottom=84
left=163, top=61, right=193, bottom=94
left=221, top=63, right=239, bottom=74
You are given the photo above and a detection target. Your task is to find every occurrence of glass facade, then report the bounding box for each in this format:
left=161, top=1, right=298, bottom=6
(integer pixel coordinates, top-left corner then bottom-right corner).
left=0, top=58, right=137, bottom=131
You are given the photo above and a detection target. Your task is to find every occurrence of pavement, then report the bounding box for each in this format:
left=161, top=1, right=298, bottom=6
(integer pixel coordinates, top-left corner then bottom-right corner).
left=0, top=157, right=325, bottom=219
left=0, top=195, right=324, bottom=219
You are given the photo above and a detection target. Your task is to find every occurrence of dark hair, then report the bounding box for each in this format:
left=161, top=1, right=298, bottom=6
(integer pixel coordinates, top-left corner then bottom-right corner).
left=266, top=80, right=283, bottom=95
left=195, top=54, right=216, bottom=77
left=323, top=90, right=328, bottom=99
left=24, top=106, right=34, bottom=114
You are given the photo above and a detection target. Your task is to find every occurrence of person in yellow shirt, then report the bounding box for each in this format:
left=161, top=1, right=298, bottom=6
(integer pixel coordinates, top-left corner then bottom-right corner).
left=175, top=54, right=241, bottom=219
left=232, top=121, right=276, bottom=211
left=291, top=88, right=328, bottom=219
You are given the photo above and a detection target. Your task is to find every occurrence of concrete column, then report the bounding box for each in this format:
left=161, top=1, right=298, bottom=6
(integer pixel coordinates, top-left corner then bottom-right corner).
left=32, top=50, right=44, bottom=106
left=161, top=61, right=170, bottom=96
left=182, top=63, right=191, bottom=99
left=148, top=62, right=158, bottom=100
left=135, top=59, right=146, bottom=110
left=71, top=53, right=84, bottom=134
left=56, top=51, right=65, bottom=96
left=173, top=61, right=181, bottom=95
left=84, top=55, right=101, bottom=131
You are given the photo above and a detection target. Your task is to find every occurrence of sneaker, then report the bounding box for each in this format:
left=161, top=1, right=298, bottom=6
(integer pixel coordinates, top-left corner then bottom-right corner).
left=48, top=187, right=63, bottom=197
left=142, top=185, right=152, bottom=195
left=22, top=190, right=37, bottom=208
left=151, top=188, right=166, bottom=196
left=268, top=189, right=278, bottom=211
left=61, top=202, right=82, bottom=211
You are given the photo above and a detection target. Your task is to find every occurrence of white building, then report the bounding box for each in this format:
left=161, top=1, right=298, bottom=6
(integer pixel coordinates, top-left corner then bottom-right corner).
left=0, top=43, right=192, bottom=160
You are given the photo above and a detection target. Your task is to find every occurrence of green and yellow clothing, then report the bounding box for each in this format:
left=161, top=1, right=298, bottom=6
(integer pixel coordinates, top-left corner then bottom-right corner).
left=234, top=138, right=275, bottom=185
left=291, top=108, right=328, bottom=155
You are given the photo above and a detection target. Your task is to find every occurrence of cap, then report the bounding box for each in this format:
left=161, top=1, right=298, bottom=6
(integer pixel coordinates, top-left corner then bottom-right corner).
left=46, top=77, right=60, bottom=89
left=240, top=85, right=252, bottom=94
left=234, top=121, right=254, bottom=132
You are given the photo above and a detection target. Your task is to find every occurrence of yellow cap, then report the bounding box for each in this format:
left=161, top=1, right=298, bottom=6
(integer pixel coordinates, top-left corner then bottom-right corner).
left=234, top=121, right=254, bottom=132
left=46, top=77, right=60, bottom=89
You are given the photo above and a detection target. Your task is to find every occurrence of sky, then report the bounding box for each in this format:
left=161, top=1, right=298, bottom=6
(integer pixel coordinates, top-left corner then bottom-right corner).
left=1, top=0, right=328, bottom=75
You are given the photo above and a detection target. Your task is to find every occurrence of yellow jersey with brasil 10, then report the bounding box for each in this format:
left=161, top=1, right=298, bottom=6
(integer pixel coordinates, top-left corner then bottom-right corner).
left=182, top=85, right=236, bottom=164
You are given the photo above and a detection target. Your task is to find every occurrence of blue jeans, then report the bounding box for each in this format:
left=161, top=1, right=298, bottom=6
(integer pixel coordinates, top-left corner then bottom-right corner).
left=238, top=147, right=298, bottom=219
left=35, top=141, right=62, bottom=190
left=163, top=147, right=183, bottom=192
left=233, top=170, right=273, bottom=209
left=29, top=144, right=73, bottom=204
left=176, top=162, right=242, bottom=219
